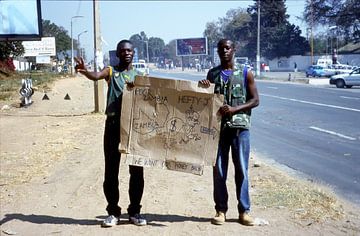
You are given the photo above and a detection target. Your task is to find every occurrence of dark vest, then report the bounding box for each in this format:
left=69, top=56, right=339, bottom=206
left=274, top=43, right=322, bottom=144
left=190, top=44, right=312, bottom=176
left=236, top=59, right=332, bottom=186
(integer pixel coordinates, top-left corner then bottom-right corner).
left=209, top=65, right=251, bottom=129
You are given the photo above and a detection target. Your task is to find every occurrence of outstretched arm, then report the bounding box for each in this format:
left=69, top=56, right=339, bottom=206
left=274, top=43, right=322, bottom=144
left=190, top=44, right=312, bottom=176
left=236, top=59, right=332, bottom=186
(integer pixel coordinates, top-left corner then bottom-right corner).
left=74, top=57, right=110, bottom=81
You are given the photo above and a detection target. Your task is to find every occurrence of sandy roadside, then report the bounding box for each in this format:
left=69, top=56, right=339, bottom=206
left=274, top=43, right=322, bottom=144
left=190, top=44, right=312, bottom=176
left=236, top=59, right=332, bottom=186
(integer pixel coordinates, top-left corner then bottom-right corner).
left=0, top=74, right=359, bottom=236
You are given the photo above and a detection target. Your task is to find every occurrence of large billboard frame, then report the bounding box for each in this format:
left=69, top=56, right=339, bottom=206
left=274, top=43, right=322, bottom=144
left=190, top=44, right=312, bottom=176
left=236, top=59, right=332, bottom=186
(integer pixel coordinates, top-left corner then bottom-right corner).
left=176, top=37, right=208, bottom=56
left=0, top=0, right=43, bottom=41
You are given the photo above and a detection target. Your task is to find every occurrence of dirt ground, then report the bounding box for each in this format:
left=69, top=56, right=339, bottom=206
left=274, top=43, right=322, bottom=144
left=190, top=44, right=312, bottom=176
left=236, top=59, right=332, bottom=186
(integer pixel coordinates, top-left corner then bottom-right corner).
left=1, top=74, right=359, bottom=236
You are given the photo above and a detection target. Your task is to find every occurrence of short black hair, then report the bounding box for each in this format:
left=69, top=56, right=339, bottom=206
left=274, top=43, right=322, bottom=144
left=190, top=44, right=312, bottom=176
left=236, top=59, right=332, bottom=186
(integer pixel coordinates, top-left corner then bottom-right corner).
left=116, top=39, right=133, bottom=57
left=117, top=39, right=133, bottom=50
left=217, top=39, right=235, bottom=49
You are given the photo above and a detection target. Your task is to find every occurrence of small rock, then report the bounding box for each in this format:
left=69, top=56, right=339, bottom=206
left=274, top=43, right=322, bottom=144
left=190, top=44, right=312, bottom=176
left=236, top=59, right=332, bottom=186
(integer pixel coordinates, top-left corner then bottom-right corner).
left=2, top=229, right=17, bottom=235
left=254, top=218, right=269, bottom=226
left=1, top=105, right=11, bottom=110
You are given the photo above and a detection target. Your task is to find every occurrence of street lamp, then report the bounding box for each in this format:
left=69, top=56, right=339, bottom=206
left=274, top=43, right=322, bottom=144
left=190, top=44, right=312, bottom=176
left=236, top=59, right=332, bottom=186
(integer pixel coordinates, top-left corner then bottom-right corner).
left=77, top=30, right=88, bottom=58
left=71, top=15, right=84, bottom=75
left=329, top=26, right=338, bottom=53
left=144, top=40, right=150, bottom=63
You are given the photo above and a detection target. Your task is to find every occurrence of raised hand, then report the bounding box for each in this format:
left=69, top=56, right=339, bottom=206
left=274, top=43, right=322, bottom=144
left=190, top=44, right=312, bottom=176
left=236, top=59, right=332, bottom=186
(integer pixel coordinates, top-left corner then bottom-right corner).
left=74, top=57, right=86, bottom=73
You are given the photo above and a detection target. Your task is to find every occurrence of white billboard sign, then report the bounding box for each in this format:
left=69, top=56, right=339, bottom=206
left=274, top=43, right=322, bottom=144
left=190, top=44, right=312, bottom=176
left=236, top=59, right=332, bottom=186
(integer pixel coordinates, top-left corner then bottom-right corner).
left=23, top=37, right=56, bottom=57
left=36, top=55, right=51, bottom=64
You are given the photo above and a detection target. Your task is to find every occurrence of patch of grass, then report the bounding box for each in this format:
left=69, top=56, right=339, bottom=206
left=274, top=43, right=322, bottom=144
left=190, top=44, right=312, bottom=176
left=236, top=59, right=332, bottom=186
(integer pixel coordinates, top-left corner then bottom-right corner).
left=0, top=71, right=65, bottom=101
left=252, top=169, right=344, bottom=222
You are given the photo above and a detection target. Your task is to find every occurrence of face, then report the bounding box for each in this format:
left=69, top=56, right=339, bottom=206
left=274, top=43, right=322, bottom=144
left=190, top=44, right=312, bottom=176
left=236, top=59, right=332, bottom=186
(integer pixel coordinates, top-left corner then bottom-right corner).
left=217, top=40, right=235, bottom=62
left=117, top=42, right=134, bottom=64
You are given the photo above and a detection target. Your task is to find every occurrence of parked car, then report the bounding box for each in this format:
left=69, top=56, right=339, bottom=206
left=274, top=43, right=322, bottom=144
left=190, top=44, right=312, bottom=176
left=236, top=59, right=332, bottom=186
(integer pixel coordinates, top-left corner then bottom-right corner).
left=305, top=65, right=325, bottom=77
left=329, top=68, right=360, bottom=88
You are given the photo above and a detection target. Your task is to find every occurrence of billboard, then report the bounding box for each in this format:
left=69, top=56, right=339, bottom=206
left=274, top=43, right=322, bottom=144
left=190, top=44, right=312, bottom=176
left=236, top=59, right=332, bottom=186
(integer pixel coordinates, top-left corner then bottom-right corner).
left=0, top=0, right=42, bottom=41
left=176, top=37, right=207, bottom=56
left=22, top=37, right=56, bottom=57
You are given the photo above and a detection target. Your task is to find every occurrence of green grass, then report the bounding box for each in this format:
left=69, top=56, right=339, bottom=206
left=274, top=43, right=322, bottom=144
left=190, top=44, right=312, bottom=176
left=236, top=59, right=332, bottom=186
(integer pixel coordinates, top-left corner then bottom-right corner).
left=0, top=71, right=64, bottom=101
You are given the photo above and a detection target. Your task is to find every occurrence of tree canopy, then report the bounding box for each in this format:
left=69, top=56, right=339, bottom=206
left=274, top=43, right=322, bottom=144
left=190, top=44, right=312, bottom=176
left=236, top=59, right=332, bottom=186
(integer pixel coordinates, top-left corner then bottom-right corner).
left=204, top=0, right=310, bottom=60
left=42, top=19, right=71, bottom=59
left=303, top=0, right=360, bottom=42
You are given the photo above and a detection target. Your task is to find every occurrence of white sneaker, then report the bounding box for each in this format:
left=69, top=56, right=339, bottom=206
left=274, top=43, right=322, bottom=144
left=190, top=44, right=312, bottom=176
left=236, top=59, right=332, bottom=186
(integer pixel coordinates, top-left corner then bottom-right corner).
left=101, top=215, right=119, bottom=227
left=129, top=214, right=147, bottom=226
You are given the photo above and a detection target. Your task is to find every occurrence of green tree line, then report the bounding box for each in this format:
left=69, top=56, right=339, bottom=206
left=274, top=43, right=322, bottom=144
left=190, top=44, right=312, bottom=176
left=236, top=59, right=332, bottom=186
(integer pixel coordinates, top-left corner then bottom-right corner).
left=1, top=0, right=359, bottom=70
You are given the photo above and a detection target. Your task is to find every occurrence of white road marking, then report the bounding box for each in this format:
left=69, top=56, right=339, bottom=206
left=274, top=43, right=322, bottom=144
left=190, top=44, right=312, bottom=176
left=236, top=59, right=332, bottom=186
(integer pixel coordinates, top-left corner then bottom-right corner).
left=309, top=126, right=357, bottom=141
left=261, top=94, right=360, bottom=112
left=340, top=96, right=360, bottom=100
left=267, top=87, right=279, bottom=89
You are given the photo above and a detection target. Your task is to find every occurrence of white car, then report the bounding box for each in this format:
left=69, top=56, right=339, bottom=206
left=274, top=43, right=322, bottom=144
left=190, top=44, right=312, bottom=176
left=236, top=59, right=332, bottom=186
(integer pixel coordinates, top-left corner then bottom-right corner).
left=329, top=68, right=360, bottom=88
left=132, top=61, right=149, bottom=75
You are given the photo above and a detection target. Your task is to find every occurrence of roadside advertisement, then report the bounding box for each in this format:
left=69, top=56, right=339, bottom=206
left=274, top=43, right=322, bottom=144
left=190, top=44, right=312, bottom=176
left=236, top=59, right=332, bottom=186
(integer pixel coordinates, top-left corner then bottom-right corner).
left=22, top=37, right=56, bottom=57
left=36, top=55, right=51, bottom=64
left=176, top=37, right=208, bottom=56
left=0, top=0, right=42, bottom=41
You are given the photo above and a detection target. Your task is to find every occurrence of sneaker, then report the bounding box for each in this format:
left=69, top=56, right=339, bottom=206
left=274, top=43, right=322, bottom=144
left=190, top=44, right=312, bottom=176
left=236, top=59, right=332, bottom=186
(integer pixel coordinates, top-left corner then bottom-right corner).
left=101, top=215, right=120, bottom=227
left=239, top=212, right=254, bottom=226
left=129, top=213, right=147, bottom=226
left=211, top=211, right=225, bottom=225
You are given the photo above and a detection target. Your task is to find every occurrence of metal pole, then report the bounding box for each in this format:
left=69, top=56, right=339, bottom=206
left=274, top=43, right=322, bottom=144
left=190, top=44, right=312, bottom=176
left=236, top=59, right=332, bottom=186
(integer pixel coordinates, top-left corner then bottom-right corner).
left=146, top=41, right=150, bottom=63
left=71, top=19, right=73, bottom=75
left=310, top=0, right=314, bottom=65
left=77, top=30, right=88, bottom=58
left=70, top=16, right=83, bottom=75
left=256, top=0, right=260, bottom=77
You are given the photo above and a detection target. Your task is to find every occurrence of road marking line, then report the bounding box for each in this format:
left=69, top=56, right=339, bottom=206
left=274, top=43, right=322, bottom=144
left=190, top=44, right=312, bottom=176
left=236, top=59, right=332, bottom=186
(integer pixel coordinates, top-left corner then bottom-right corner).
left=309, top=126, right=357, bottom=141
left=267, top=87, right=278, bottom=89
left=340, top=96, right=360, bottom=100
left=261, top=94, right=360, bottom=112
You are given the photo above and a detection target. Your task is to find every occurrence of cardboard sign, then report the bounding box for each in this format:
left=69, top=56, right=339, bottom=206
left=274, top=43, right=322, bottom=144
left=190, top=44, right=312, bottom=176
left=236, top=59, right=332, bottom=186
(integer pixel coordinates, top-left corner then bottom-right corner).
left=120, top=76, right=223, bottom=175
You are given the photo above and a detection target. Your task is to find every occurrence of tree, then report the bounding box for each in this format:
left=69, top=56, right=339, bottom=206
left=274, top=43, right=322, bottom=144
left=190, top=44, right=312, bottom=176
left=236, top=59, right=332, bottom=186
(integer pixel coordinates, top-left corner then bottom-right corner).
left=148, top=37, right=165, bottom=62
left=303, top=0, right=360, bottom=42
left=203, top=1, right=309, bottom=61
left=42, top=20, right=71, bottom=59
left=0, top=41, right=25, bottom=72
left=130, top=32, right=148, bottom=60
left=0, top=41, right=25, bottom=61
left=245, top=0, right=309, bottom=59
left=203, top=21, right=223, bottom=53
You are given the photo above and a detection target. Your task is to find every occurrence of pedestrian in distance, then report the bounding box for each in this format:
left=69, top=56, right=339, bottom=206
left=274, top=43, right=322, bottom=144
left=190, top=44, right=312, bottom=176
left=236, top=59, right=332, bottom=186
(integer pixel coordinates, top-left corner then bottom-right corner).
left=199, top=38, right=259, bottom=226
left=74, top=39, right=147, bottom=227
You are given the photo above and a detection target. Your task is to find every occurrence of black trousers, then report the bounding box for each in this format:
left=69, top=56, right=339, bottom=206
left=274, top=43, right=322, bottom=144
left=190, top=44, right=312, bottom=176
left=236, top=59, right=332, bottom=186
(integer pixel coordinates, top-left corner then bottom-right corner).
left=103, top=116, right=144, bottom=217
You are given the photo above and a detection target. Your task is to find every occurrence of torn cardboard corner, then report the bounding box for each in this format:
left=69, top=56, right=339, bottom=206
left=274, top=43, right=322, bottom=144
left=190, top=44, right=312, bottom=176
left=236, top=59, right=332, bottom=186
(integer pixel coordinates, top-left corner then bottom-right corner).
left=120, top=76, right=223, bottom=175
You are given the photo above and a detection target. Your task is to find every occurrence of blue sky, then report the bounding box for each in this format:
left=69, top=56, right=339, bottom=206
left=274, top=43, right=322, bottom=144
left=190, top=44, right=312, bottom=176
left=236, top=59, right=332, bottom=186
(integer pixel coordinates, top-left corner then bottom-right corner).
left=41, top=0, right=307, bottom=60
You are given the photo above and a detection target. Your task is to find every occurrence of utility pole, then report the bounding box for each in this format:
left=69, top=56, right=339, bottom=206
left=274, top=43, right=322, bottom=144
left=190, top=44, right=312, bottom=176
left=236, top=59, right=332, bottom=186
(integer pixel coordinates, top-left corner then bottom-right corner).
left=93, top=0, right=104, bottom=113
left=256, top=0, right=261, bottom=77
left=310, top=0, right=314, bottom=65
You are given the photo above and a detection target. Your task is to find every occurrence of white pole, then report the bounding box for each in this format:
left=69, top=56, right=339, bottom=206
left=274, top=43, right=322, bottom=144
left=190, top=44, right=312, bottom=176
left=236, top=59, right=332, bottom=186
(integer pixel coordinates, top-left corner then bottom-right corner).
left=256, top=0, right=261, bottom=77
left=70, top=16, right=84, bottom=75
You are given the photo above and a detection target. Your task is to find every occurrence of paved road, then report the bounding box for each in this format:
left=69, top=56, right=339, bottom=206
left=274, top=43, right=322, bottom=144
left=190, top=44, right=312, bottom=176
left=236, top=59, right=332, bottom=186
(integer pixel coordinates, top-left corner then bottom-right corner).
left=151, top=69, right=360, bottom=205
left=252, top=81, right=360, bottom=205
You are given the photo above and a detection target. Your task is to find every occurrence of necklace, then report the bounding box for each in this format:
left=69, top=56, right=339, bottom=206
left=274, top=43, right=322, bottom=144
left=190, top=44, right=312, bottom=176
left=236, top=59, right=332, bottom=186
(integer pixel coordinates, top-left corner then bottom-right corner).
left=220, top=69, right=233, bottom=83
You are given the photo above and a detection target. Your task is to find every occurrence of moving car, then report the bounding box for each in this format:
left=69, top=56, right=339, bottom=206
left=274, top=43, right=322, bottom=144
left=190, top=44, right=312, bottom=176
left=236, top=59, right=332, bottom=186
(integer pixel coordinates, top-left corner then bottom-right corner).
left=329, top=68, right=360, bottom=88
left=305, top=65, right=325, bottom=77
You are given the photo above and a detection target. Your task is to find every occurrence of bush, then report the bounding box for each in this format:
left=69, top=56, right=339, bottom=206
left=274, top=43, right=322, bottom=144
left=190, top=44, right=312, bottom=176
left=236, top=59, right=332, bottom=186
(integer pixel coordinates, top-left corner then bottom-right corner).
left=0, top=58, right=16, bottom=74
